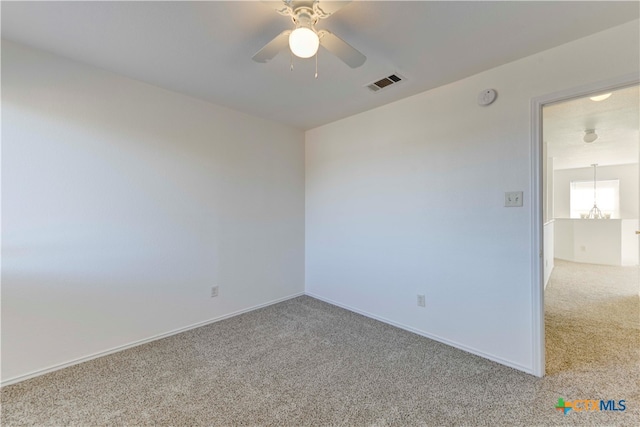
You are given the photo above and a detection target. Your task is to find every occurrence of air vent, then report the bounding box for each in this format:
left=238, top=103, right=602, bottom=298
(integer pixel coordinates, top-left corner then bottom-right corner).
left=366, top=73, right=404, bottom=92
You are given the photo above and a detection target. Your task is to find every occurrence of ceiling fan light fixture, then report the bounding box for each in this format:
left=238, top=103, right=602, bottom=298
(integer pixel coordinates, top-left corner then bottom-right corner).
left=589, top=93, right=612, bottom=102
left=252, top=1, right=365, bottom=70
left=289, top=27, right=319, bottom=58
left=583, top=129, right=598, bottom=143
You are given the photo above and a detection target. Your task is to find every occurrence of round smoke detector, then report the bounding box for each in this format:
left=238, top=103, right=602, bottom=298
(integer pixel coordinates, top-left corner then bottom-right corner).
left=478, top=89, right=497, bottom=106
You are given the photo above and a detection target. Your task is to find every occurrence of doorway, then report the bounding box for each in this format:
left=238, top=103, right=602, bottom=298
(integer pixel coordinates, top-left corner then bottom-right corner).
left=531, top=75, right=640, bottom=377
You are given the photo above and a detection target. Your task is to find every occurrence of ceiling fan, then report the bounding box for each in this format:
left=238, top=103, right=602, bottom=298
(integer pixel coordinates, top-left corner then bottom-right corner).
left=252, top=0, right=366, bottom=70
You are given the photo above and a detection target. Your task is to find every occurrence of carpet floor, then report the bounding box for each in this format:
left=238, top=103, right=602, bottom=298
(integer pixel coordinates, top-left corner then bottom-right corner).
left=1, top=260, right=639, bottom=426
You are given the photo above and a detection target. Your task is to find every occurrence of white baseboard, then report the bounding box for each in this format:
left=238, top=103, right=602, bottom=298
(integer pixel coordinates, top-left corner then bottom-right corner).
left=1, top=292, right=304, bottom=387
left=305, top=291, right=533, bottom=375
left=2, top=290, right=533, bottom=386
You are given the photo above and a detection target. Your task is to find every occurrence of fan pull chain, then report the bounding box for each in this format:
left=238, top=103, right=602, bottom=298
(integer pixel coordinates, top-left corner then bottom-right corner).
left=315, top=49, right=318, bottom=79
left=290, top=50, right=294, bottom=71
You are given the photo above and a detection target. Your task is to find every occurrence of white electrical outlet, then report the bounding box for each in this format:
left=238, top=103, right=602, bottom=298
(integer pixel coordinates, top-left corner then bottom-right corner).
left=211, top=286, right=219, bottom=298
left=417, top=294, right=426, bottom=308
left=504, top=191, right=523, bottom=207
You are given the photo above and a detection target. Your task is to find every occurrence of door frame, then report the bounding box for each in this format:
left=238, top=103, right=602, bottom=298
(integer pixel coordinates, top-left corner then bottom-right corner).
left=530, top=72, right=639, bottom=377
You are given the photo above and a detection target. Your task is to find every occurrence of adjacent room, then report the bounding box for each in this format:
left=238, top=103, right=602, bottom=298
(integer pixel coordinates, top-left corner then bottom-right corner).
left=2, top=1, right=639, bottom=425
left=542, top=85, right=639, bottom=383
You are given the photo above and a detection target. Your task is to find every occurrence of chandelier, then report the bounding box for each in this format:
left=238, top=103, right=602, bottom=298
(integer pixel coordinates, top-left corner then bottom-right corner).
left=587, top=163, right=604, bottom=219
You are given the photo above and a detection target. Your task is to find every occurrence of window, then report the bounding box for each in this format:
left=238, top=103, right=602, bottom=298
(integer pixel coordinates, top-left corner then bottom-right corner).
left=570, top=179, right=620, bottom=219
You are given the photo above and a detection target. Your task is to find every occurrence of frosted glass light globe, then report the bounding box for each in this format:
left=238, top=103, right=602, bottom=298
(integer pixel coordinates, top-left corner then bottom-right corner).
left=589, top=93, right=612, bottom=102
left=289, top=27, right=319, bottom=58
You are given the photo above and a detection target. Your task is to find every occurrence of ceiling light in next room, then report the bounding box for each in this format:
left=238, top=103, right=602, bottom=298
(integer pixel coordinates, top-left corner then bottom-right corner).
left=589, top=93, right=612, bottom=101
left=583, top=129, right=598, bottom=143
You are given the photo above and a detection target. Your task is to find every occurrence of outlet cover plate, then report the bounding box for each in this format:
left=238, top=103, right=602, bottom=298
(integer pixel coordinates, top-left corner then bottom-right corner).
left=505, top=191, right=523, bottom=207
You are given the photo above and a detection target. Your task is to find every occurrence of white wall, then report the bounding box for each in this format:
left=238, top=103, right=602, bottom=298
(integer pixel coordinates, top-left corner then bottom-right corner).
left=554, top=219, right=574, bottom=262
left=553, top=164, right=639, bottom=219
left=555, top=218, right=624, bottom=266
left=555, top=219, right=638, bottom=266
left=305, top=21, right=639, bottom=373
left=544, top=152, right=554, bottom=224
left=621, top=219, right=640, bottom=266
left=543, top=221, right=554, bottom=288
left=1, top=41, right=305, bottom=383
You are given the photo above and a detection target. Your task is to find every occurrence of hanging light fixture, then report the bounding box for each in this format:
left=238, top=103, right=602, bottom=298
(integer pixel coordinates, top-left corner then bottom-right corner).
left=583, top=129, right=598, bottom=143
left=288, top=10, right=319, bottom=59
left=587, top=163, right=604, bottom=219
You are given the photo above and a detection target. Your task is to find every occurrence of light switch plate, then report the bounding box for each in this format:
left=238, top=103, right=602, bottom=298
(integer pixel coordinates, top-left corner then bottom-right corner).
left=505, top=191, right=523, bottom=207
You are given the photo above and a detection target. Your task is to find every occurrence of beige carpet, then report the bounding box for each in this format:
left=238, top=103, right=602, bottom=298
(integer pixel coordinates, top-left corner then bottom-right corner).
left=2, top=260, right=639, bottom=426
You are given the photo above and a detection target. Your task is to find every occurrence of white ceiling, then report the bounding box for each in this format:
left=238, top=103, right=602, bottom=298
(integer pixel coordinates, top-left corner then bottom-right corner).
left=544, top=85, right=639, bottom=170
left=2, top=1, right=639, bottom=130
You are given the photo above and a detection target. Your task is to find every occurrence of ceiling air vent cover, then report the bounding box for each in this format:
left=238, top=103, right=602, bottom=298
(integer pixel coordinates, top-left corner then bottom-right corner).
left=366, top=74, right=404, bottom=92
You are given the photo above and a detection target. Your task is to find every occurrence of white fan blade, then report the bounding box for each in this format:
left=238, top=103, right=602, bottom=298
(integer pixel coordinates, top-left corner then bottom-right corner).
left=252, top=30, right=291, bottom=63
left=318, top=30, right=365, bottom=68
left=314, top=1, right=352, bottom=18
left=260, top=0, right=292, bottom=16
